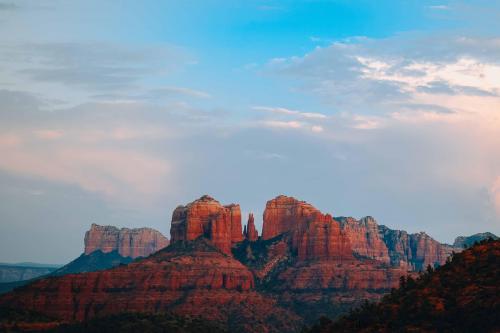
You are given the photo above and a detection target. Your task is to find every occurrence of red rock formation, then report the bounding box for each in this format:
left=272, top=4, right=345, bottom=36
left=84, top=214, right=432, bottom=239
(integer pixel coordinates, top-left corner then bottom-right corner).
left=84, top=224, right=169, bottom=259
left=0, top=239, right=301, bottom=332
left=262, top=195, right=319, bottom=240
left=0, top=241, right=254, bottom=321
left=295, top=213, right=353, bottom=261
left=339, top=216, right=391, bottom=264
left=262, top=196, right=353, bottom=262
left=227, top=204, right=243, bottom=243
left=276, top=260, right=407, bottom=290
left=244, top=213, right=259, bottom=241
left=170, top=195, right=243, bottom=254
left=409, top=232, right=456, bottom=270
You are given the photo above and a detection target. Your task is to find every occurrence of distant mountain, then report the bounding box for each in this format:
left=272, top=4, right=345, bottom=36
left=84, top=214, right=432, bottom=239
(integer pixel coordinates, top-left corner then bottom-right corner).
left=0, top=264, right=58, bottom=283
left=308, top=238, right=500, bottom=332
left=0, top=251, right=133, bottom=295
left=453, top=232, right=498, bottom=248
left=0, top=262, right=62, bottom=268
left=0, top=224, right=168, bottom=295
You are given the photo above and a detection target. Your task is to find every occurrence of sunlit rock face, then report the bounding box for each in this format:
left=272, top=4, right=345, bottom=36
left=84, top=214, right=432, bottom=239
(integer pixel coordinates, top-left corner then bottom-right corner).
left=170, top=195, right=243, bottom=254
left=262, top=195, right=352, bottom=261
left=84, top=224, right=169, bottom=259
left=244, top=213, right=259, bottom=242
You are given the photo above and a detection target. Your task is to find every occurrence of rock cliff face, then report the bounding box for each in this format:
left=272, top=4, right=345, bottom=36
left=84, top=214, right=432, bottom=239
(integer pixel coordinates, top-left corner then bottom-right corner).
left=84, top=224, right=169, bottom=259
left=262, top=195, right=319, bottom=240
left=262, top=196, right=353, bottom=262
left=379, top=226, right=456, bottom=271
left=244, top=213, right=259, bottom=242
left=338, top=216, right=391, bottom=264
left=170, top=195, right=243, bottom=254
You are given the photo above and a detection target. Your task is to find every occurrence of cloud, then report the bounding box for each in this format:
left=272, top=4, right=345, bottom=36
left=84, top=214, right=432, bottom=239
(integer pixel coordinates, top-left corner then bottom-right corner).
left=0, top=91, right=182, bottom=206
left=428, top=5, right=449, bottom=10
left=491, top=178, right=500, bottom=216
left=254, top=106, right=327, bottom=119
left=267, top=34, right=500, bottom=122
left=0, top=144, right=171, bottom=203
left=33, top=129, right=64, bottom=140
left=148, top=86, right=211, bottom=99
left=262, top=120, right=303, bottom=129
left=0, top=42, right=192, bottom=106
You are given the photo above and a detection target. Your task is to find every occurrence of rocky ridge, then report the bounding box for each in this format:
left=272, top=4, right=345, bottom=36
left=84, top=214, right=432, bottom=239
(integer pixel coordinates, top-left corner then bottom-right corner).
left=84, top=223, right=169, bottom=259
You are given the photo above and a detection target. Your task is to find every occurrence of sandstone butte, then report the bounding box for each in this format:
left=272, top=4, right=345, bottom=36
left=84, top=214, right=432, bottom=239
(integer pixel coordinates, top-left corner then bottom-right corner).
left=84, top=223, right=169, bottom=259
left=0, top=194, right=465, bottom=332
left=170, top=195, right=242, bottom=255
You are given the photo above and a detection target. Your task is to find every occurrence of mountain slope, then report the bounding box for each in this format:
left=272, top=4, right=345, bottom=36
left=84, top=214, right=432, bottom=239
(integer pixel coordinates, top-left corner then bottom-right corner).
left=51, top=250, right=133, bottom=276
left=0, top=251, right=133, bottom=295
left=308, top=239, right=500, bottom=332
left=0, top=238, right=301, bottom=333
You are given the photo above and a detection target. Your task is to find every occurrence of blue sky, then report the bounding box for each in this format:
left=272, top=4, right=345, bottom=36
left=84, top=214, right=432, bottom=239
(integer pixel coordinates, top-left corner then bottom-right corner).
left=1, top=0, right=500, bottom=263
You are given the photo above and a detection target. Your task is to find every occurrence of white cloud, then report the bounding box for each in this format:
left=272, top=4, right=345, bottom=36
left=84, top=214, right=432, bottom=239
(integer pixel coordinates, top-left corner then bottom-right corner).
left=262, top=120, right=303, bottom=129
left=253, top=106, right=327, bottom=119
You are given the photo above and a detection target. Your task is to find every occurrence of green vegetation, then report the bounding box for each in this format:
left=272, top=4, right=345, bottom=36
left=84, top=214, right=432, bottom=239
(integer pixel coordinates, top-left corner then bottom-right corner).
left=308, top=239, right=500, bottom=333
left=0, top=306, right=55, bottom=324
left=47, top=312, right=226, bottom=333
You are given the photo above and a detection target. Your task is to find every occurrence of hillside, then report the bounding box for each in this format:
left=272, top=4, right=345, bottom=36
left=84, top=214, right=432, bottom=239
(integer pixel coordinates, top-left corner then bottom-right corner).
left=308, top=239, right=500, bottom=333
left=50, top=250, right=133, bottom=276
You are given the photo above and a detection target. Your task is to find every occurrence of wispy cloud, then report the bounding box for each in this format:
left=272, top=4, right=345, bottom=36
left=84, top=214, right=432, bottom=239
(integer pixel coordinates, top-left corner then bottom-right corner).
left=428, top=5, right=449, bottom=10
left=148, top=86, right=211, bottom=99
left=0, top=42, right=193, bottom=106
left=253, top=106, right=327, bottom=119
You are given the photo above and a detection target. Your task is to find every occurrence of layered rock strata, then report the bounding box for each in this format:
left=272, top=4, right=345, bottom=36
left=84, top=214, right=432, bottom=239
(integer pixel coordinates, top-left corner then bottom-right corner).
left=84, top=224, right=169, bottom=259
left=170, top=195, right=243, bottom=254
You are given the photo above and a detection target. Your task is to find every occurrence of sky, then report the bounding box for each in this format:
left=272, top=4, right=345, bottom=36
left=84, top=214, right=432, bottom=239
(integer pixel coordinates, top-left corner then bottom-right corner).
left=1, top=0, right=500, bottom=263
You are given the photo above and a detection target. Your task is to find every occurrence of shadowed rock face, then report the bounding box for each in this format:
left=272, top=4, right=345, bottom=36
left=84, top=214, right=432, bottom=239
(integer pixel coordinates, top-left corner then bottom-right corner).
left=378, top=226, right=456, bottom=271
left=453, top=232, right=499, bottom=248
left=170, top=195, right=243, bottom=254
left=84, top=224, right=169, bottom=259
